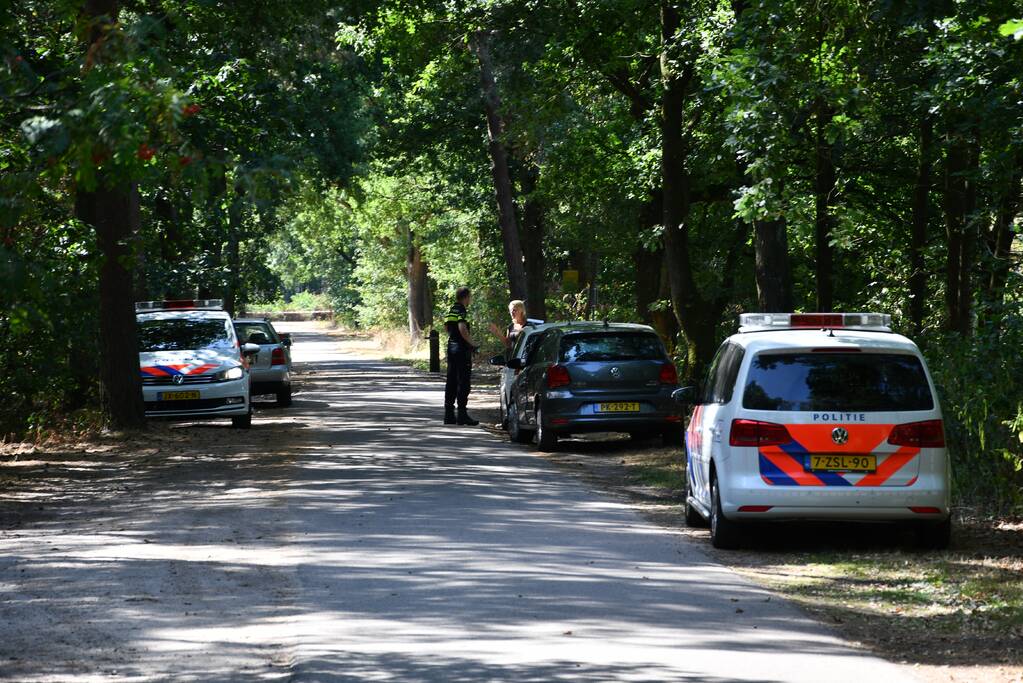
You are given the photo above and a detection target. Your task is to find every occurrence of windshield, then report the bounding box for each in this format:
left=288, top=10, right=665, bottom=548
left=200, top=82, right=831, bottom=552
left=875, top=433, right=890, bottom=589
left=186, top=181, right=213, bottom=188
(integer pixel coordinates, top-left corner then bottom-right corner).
left=560, top=333, right=666, bottom=363
left=742, top=352, right=934, bottom=412
left=137, top=318, right=233, bottom=353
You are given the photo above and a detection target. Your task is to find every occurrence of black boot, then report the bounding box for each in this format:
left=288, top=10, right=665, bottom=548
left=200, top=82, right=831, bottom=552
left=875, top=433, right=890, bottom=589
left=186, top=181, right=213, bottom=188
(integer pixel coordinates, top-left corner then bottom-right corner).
left=444, top=409, right=456, bottom=425
left=457, top=410, right=479, bottom=426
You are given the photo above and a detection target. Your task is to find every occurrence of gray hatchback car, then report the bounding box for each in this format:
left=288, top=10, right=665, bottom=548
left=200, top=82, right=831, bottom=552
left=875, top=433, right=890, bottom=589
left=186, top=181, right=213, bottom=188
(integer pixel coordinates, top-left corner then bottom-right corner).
left=505, top=322, right=681, bottom=451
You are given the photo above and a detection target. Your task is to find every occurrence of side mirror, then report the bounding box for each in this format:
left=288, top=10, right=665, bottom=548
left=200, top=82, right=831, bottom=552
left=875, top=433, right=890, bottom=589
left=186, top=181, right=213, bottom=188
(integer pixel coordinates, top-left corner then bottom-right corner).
left=506, top=357, right=524, bottom=370
left=241, top=343, right=260, bottom=357
left=280, top=333, right=292, bottom=347
left=672, top=386, right=697, bottom=404
left=489, top=354, right=506, bottom=366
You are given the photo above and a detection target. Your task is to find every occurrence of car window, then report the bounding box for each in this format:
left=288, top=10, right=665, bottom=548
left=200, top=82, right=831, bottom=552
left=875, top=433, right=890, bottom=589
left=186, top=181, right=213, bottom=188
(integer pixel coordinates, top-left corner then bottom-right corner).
left=519, top=331, right=547, bottom=362
left=533, top=332, right=559, bottom=364
left=559, top=332, right=666, bottom=363
left=235, top=322, right=279, bottom=345
left=707, top=343, right=744, bottom=404
left=742, top=352, right=934, bottom=412
left=701, top=344, right=726, bottom=404
left=138, top=318, right=233, bottom=352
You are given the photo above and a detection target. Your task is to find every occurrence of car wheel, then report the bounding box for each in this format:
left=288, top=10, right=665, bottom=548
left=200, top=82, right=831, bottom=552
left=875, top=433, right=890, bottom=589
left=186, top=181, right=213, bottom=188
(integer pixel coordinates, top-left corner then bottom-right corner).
left=661, top=425, right=683, bottom=448
left=276, top=385, right=292, bottom=407
left=710, top=473, right=742, bottom=549
left=509, top=402, right=532, bottom=444
left=535, top=403, right=558, bottom=452
left=914, top=517, right=951, bottom=551
left=684, top=467, right=708, bottom=528
left=231, top=408, right=252, bottom=429
left=500, top=394, right=509, bottom=431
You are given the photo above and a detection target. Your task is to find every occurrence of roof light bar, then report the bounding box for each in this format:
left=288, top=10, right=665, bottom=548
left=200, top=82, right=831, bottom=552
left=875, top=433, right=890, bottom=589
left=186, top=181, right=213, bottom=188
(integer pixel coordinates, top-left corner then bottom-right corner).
left=135, top=299, right=224, bottom=312
left=738, top=312, right=892, bottom=332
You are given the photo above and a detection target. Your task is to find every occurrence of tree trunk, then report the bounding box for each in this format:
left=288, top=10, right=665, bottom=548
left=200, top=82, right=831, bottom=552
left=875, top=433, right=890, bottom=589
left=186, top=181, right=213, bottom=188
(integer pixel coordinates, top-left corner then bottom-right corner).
left=79, top=0, right=144, bottom=430
left=223, top=195, right=243, bottom=317
left=518, top=164, right=547, bottom=320
left=982, top=150, right=1022, bottom=316
left=753, top=218, right=792, bottom=311
left=814, top=98, right=836, bottom=313
left=472, top=30, right=527, bottom=301
left=76, top=185, right=145, bottom=430
left=407, top=235, right=431, bottom=344
left=943, top=132, right=979, bottom=335
left=634, top=246, right=662, bottom=326
left=909, top=118, right=933, bottom=335
left=660, top=1, right=718, bottom=380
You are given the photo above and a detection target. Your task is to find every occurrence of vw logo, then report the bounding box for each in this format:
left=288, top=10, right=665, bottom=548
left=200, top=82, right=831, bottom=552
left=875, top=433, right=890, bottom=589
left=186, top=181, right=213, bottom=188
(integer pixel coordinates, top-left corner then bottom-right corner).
left=609, top=367, right=621, bottom=378
left=172, top=375, right=185, bottom=385
left=831, top=427, right=849, bottom=445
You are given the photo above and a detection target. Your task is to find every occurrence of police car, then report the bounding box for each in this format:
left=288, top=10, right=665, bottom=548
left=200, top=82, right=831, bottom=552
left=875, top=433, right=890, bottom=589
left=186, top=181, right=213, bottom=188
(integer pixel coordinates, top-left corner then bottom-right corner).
left=136, top=300, right=260, bottom=428
left=676, top=313, right=951, bottom=550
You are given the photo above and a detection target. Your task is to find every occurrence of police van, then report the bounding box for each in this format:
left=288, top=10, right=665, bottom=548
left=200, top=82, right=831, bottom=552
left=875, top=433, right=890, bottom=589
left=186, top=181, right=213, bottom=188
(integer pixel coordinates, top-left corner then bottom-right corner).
left=676, top=313, right=950, bottom=550
left=136, top=300, right=260, bottom=428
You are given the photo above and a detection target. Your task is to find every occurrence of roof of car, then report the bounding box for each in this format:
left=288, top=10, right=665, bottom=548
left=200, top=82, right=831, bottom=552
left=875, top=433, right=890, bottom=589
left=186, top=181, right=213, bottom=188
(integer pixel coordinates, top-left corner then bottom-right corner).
left=517, top=321, right=659, bottom=340
left=730, top=328, right=921, bottom=354
left=233, top=318, right=273, bottom=324
left=136, top=309, right=230, bottom=321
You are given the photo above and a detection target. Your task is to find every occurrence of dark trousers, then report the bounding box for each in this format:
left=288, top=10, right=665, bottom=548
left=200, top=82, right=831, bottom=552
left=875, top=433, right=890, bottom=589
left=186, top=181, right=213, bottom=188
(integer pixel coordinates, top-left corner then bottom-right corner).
left=444, top=343, right=471, bottom=411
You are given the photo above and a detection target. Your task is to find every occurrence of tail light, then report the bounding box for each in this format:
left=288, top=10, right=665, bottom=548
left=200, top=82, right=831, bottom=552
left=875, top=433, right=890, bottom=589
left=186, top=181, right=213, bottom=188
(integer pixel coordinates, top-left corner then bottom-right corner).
left=271, top=347, right=287, bottom=366
left=729, top=419, right=792, bottom=447
left=659, top=362, right=678, bottom=384
left=888, top=419, right=945, bottom=448
left=547, top=364, right=571, bottom=389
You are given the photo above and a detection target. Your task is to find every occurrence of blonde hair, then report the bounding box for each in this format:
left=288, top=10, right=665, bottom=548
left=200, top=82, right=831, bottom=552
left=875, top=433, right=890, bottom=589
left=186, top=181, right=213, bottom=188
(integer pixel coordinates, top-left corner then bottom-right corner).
left=508, top=300, right=526, bottom=316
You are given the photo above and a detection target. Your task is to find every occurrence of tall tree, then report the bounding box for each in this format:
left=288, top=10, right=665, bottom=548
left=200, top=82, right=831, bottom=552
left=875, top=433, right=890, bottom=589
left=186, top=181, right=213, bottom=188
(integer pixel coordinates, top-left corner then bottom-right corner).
left=78, top=0, right=144, bottom=429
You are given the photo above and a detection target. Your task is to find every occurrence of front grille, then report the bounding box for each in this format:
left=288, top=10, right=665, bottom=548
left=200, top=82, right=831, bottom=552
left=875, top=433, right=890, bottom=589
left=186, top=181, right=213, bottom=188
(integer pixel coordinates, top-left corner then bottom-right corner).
left=145, top=397, right=231, bottom=412
left=143, top=375, right=218, bottom=386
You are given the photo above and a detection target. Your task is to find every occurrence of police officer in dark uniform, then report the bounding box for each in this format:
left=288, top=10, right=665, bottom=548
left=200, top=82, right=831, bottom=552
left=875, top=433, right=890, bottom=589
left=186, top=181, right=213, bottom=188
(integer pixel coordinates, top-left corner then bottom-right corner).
left=444, top=286, right=479, bottom=425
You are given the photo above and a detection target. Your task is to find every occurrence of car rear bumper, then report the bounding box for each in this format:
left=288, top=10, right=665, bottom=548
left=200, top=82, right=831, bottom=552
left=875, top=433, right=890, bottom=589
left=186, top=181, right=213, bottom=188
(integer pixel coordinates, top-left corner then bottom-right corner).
left=541, top=392, right=679, bottom=434
left=250, top=366, right=289, bottom=389
left=548, top=415, right=682, bottom=434
left=723, top=484, right=950, bottom=521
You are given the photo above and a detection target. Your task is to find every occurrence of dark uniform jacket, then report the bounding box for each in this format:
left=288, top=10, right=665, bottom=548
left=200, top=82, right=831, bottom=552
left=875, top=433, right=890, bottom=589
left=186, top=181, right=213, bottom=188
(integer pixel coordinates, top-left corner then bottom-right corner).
left=445, top=302, right=470, bottom=349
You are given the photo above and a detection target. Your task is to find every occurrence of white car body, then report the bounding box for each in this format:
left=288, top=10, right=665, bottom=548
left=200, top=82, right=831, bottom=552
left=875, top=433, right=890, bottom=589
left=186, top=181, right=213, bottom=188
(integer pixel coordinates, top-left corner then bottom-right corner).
left=137, top=309, right=251, bottom=422
left=684, top=314, right=950, bottom=548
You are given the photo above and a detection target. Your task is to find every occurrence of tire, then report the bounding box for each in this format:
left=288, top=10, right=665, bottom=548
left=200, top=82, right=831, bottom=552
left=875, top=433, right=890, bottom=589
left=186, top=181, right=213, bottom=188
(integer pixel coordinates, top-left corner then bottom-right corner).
left=710, top=473, right=742, bottom=549
left=915, top=517, right=951, bottom=550
left=661, top=426, right=683, bottom=448
left=276, top=385, right=292, bottom=407
left=684, top=467, right=709, bottom=528
left=508, top=402, right=532, bottom=444
left=534, top=402, right=558, bottom=452
left=500, top=394, right=509, bottom=431
left=231, top=408, right=252, bottom=429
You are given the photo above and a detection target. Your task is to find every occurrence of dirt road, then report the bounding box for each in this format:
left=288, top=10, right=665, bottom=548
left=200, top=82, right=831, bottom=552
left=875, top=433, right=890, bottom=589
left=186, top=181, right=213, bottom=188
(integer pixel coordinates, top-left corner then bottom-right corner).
left=0, top=323, right=920, bottom=681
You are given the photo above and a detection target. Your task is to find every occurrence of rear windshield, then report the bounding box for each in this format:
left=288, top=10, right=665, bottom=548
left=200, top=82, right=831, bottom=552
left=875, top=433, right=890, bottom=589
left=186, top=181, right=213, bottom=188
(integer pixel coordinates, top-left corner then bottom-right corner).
left=137, top=318, right=233, bottom=353
left=235, top=322, right=279, bottom=345
left=742, top=352, right=934, bottom=412
left=560, top=333, right=666, bottom=363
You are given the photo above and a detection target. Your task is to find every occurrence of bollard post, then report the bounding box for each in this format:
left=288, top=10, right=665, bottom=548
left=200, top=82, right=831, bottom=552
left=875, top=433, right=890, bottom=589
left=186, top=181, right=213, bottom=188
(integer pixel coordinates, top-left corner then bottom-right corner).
left=428, top=329, right=440, bottom=373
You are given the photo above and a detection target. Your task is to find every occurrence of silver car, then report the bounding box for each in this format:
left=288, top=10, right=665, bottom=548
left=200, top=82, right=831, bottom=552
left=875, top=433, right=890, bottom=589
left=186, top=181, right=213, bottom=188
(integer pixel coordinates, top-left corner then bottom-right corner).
left=233, top=318, right=293, bottom=406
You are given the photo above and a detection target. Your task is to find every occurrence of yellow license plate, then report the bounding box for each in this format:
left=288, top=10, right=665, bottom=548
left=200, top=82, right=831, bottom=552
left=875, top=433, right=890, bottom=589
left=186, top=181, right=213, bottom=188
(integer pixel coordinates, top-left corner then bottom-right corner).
left=159, top=390, right=200, bottom=401
left=809, top=454, right=876, bottom=472
left=596, top=402, right=641, bottom=413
